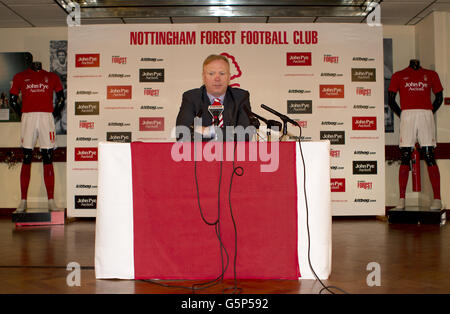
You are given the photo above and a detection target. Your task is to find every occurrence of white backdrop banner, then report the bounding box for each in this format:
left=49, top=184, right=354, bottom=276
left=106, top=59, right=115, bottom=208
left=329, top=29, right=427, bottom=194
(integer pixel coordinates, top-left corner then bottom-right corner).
left=67, top=23, right=385, bottom=217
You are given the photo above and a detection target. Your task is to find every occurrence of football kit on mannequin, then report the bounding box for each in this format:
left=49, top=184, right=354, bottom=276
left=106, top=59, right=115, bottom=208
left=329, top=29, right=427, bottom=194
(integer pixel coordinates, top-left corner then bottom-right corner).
left=9, top=61, right=64, bottom=213
left=388, top=59, right=443, bottom=210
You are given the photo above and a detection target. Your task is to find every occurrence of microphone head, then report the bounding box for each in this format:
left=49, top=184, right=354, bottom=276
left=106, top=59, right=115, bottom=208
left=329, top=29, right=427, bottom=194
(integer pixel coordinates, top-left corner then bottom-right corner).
left=267, top=120, right=282, bottom=130
left=208, top=104, right=224, bottom=125
left=208, top=104, right=224, bottom=118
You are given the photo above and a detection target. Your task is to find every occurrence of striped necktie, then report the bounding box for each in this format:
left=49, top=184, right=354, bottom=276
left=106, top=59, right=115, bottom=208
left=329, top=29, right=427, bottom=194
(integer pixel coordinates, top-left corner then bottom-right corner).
left=212, top=98, right=224, bottom=128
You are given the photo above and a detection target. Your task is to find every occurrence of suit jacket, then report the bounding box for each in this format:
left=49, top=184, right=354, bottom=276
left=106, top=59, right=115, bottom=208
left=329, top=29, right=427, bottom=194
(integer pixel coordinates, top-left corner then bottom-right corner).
left=176, top=85, right=252, bottom=141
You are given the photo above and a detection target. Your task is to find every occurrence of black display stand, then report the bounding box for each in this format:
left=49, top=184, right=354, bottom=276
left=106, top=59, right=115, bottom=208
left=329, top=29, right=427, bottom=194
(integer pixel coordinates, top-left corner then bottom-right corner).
left=387, top=207, right=446, bottom=225
left=12, top=210, right=65, bottom=226
left=12, top=212, right=51, bottom=223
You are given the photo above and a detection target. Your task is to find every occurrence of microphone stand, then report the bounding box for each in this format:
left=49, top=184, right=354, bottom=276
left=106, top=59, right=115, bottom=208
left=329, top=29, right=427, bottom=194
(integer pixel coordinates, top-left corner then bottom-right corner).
left=280, top=121, right=288, bottom=142
left=261, top=104, right=297, bottom=142
left=251, top=112, right=271, bottom=141
left=252, top=112, right=283, bottom=142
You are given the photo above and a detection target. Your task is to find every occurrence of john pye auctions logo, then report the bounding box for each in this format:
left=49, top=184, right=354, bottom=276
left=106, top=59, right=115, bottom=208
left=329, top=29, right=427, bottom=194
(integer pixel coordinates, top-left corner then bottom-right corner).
left=353, top=161, right=377, bottom=175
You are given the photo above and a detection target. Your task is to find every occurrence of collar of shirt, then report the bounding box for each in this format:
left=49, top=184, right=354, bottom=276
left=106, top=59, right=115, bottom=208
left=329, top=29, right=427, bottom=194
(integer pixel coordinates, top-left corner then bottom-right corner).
left=207, top=93, right=225, bottom=104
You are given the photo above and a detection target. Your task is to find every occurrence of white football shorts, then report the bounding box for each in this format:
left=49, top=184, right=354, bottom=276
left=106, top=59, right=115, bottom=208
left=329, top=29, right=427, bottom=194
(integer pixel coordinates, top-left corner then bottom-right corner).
left=399, top=109, right=436, bottom=148
left=21, top=112, right=57, bottom=149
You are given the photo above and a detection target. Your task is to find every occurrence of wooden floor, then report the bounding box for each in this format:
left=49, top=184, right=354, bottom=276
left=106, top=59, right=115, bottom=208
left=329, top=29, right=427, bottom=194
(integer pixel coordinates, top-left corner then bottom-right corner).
left=1, top=216, right=449, bottom=294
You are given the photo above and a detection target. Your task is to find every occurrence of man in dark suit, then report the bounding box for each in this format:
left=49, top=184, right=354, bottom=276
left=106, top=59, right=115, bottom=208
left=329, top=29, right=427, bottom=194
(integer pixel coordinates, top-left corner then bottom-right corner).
left=176, top=54, right=253, bottom=141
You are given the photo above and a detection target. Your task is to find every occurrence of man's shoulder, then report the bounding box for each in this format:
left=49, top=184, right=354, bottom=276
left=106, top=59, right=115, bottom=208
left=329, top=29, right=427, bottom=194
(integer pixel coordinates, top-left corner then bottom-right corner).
left=182, top=87, right=204, bottom=98
left=228, top=86, right=249, bottom=97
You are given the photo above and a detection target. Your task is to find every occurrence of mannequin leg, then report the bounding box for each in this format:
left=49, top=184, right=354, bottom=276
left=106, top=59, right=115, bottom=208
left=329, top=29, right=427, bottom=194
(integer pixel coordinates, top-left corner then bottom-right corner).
left=17, top=148, right=33, bottom=212
left=41, top=149, right=58, bottom=211
left=422, top=146, right=442, bottom=209
left=396, top=147, right=413, bottom=209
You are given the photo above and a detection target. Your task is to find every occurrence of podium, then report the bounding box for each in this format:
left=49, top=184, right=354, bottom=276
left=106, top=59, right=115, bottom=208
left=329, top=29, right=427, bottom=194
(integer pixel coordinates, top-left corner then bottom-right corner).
left=95, top=141, right=332, bottom=280
left=12, top=210, right=65, bottom=227
left=387, top=207, right=446, bottom=225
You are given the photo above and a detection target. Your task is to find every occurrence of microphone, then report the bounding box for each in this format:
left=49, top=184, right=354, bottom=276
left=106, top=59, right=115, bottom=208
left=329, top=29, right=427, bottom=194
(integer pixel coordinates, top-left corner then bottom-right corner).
left=243, top=105, right=260, bottom=129
left=266, top=119, right=282, bottom=130
left=208, top=104, right=224, bottom=126
left=261, top=104, right=298, bottom=126
left=243, top=106, right=282, bottom=130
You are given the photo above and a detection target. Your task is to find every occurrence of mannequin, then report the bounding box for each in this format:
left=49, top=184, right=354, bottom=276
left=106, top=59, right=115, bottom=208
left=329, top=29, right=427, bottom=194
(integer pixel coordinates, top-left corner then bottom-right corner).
left=9, top=59, right=65, bottom=213
left=388, top=59, right=443, bottom=210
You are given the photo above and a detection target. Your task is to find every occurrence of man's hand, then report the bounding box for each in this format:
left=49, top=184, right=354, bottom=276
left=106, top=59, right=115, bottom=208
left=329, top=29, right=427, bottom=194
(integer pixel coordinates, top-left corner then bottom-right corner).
left=194, top=125, right=214, bottom=137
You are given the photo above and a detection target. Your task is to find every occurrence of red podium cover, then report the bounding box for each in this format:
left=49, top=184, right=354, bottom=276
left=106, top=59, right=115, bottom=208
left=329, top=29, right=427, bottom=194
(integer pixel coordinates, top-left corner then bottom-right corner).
left=130, top=142, right=300, bottom=279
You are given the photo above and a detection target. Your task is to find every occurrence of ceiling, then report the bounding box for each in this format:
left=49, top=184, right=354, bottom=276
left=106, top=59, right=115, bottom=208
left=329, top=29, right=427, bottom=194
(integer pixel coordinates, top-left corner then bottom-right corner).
left=0, top=0, right=450, bottom=28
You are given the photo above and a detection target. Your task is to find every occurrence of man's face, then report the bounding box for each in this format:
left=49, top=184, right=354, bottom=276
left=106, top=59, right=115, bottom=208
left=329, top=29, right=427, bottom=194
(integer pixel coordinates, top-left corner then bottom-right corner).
left=57, top=52, right=66, bottom=64
left=202, top=59, right=230, bottom=97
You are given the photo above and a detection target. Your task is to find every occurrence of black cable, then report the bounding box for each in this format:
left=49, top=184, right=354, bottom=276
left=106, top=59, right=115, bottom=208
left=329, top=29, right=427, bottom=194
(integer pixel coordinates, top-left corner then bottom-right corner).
left=294, top=125, right=350, bottom=295
left=223, top=140, right=243, bottom=294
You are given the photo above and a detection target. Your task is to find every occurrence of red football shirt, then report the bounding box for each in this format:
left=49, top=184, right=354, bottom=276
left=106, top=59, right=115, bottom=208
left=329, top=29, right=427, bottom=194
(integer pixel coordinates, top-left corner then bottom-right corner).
left=388, top=67, right=443, bottom=110
left=9, top=68, right=63, bottom=113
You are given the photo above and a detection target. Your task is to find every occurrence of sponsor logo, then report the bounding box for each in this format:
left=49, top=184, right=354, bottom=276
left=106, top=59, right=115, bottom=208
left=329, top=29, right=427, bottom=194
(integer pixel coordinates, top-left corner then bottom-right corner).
left=354, top=150, right=376, bottom=155
left=76, top=90, right=98, bottom=95
left=108, top=73, right=131, bottom=78
left=25, top=83, right=49, bottom=92
left=75, top=54, right=100, bottom=67
left=404, top=81, right=428, bottom=92
left=330, top=149, right=340, bottom=158
left=140, top=105, right=163, bottom=110
left=76, top=136, right=98, bottom=142
left=357, top=180, right=373, bottom=190
left=351, top=68, right=376, bottom=82
left=354, top=198, right=376, bottom=203
left=295, top=120, right=308, bottom=128
left=323, top=54, right=339, bottom=64
left=79, top=120, right=95, bottom=129
left=331, top=165, right=344, bottom=171
left=288, top=89, right=311, bottom=94
left=75, top=147, right=98, bottom=161
left=319, top=85, right=345, bottom=98
left=320, top=131, right=345, bottom=145
left=356, top=87, right=371, bottom=96
left=107, top=122, right=131, bottom=127
left=106, top=132, right=132, bottom=143
left=352, top=117, right=377, bottom=130
left=321, top=121, right=343, bottom=126
left=74, top=195, right=97, bottom=209
left=353, top=57, right=375, bottom=62
left=112, top=56, right=127, bottom=64
left=139, top=117, right=164, bottom=131
left=353, top=160, right=377, bottom=175
left=286, top=52, right=312, bottom=66
left=141, top=57, right=164, bottom=62
left=75, top=101, right=99, bottom=115
left=106, top=85, right=132, bottom=99
left=331, top=178, right=345, bottom=192
left=287, top=100, right=312, bottom=114
left=76, top=184, right=97, bottom=189
left=144, top=88, right=160, bottom=96
left=353, top=104, right=375, bottom=110
left=139, top=69, right=164, bottom=82
left=320, top=72, right=343, bottom=78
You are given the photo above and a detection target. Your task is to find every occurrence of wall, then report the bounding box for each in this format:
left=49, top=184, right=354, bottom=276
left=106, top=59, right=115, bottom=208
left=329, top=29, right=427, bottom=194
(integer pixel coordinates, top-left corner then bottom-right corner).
left=0, top=20, right=448, bottom=212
